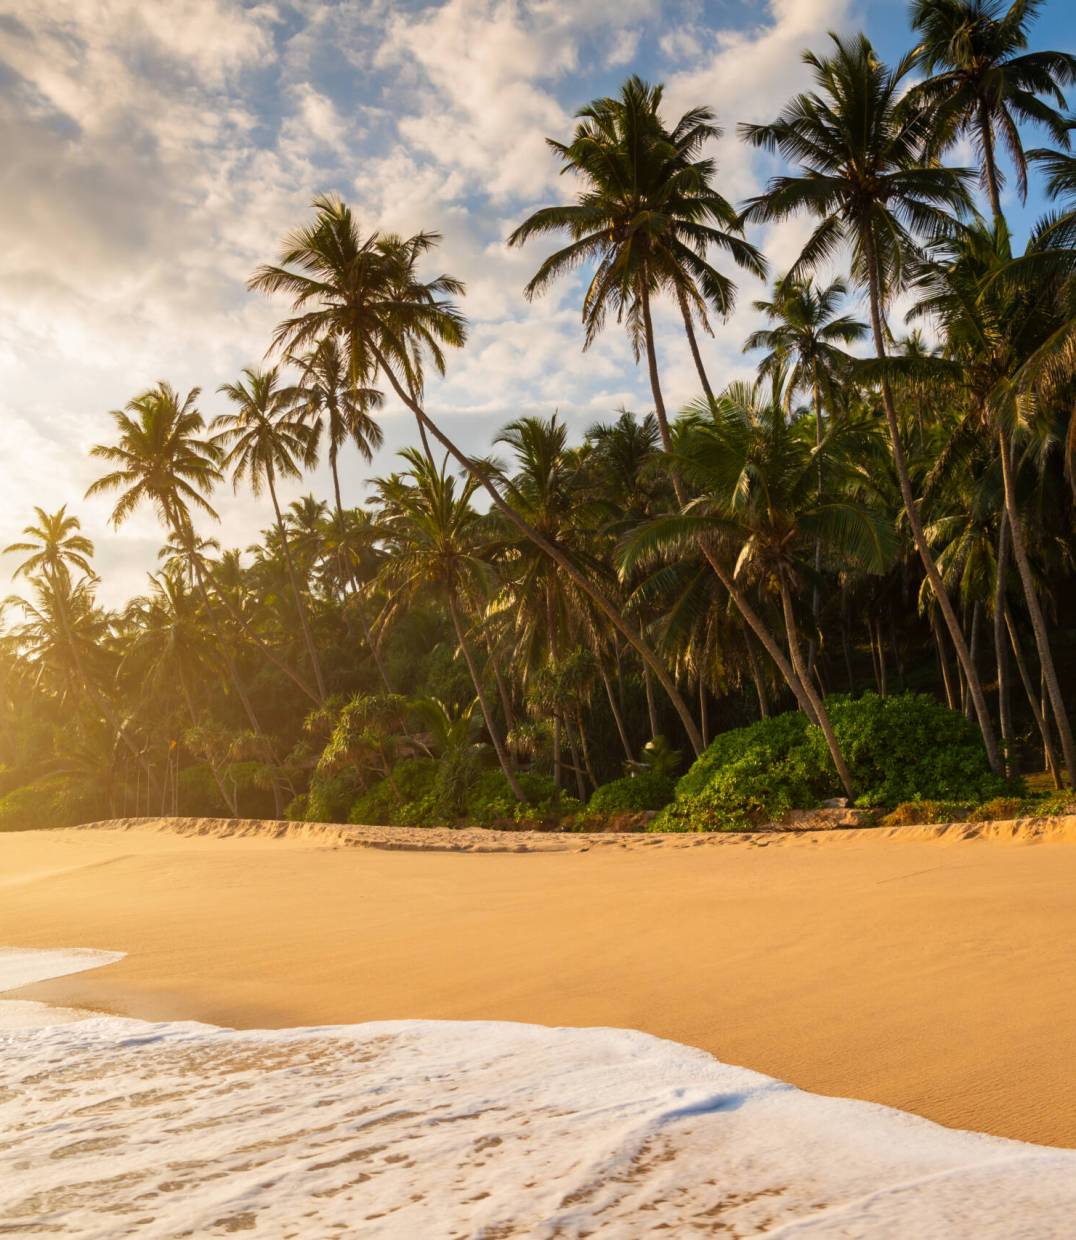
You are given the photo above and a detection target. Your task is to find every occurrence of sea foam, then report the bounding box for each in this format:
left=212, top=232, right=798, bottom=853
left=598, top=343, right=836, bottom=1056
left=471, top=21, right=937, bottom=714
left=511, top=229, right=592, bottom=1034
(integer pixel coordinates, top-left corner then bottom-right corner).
left=2, top=949, right=1075, bottom=1238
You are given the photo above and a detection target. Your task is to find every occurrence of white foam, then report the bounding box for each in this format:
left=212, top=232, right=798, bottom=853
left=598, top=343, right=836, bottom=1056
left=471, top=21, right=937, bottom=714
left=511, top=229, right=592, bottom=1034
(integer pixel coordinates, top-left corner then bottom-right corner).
left=0, top=946, right=124, bottom=993
left=1, top=951, right=1074, bottom=1237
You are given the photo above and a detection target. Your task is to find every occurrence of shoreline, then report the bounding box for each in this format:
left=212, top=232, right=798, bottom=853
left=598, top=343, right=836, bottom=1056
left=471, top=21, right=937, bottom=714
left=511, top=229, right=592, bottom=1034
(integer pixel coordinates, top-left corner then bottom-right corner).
left=3, top=817, right=1076, bottom=1147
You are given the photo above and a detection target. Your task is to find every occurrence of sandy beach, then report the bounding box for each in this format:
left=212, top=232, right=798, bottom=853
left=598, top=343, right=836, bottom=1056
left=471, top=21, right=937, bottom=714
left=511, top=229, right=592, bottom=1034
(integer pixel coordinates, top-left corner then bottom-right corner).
left=3, top=816, right=1076, bottom=1149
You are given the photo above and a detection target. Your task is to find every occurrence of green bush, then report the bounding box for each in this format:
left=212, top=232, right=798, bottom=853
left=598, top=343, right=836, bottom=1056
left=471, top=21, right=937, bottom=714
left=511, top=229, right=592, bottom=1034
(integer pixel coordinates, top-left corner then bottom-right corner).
left=654, top=693, right=1011, bottom=833
left=0, top=774, right=100, bottom=832
left=349, top=758, right=439, bottom=825
left=304, top=770, right=361, bottom=823
left=178, top=764, right=230, bottom=816
left=284, top=792, right=309, bottom=821
left=588, top=771, right=674, bottom=813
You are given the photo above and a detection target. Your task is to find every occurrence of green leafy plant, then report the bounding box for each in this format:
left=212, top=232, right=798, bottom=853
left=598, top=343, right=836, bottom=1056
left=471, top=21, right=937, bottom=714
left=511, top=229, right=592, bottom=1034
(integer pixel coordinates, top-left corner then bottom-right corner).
left=588, top=771, right=675, bottom=813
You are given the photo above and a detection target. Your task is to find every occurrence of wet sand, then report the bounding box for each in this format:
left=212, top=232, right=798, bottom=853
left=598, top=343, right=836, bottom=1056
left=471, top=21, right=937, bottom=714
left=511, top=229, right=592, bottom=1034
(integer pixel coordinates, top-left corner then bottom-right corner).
left=2, top=816, right=1075, bottom=1146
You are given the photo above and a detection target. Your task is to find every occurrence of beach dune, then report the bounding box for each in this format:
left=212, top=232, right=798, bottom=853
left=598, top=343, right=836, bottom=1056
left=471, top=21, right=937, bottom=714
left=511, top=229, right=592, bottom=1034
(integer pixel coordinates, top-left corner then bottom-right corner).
left=2, top=816, right=1076, bottom=1147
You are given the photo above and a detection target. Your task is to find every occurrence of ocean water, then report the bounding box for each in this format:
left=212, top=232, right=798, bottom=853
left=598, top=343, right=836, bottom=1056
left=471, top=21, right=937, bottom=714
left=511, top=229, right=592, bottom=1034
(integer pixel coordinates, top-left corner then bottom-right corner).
left=2, top=950, right=1075, bottom=1238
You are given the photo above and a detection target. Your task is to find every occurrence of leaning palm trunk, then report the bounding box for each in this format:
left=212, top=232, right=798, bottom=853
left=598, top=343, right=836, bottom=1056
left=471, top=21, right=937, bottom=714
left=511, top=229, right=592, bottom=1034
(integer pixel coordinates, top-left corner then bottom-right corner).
left=1004, top=605, right=1062, bottom=788
left=447, top=596, right=525, bottom=802
left=371, top=345, right=705, bottom=756
left=779, top=578, right=855, bottom=799
left=998, top=430, right=1076, bottom=786
left=601, top=665, right=635, bottom=763
left=676, top=288, right=716, bottom=405
left=862, top=233, right=1002, bottom=773
left=265, top=465, right=326, bottom=702
left=993, top=515, right=1013, bottom=777
left=639, top=283, right=855, bottom=777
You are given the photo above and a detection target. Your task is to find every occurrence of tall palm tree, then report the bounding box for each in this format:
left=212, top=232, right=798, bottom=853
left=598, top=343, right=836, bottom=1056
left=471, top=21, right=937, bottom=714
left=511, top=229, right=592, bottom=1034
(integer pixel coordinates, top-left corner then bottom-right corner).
left=741, top=33, right=1004, bottom=774
left=625, top=382, right=895, bottom=797
left=909, top=0, right=1076, bottom=221
left=213, top=366, right=326, bottom=701
left=508, top=74, right=765, bottom=428
left=249, top=195, right=704, bottom=753
left=745, top=278, right=868, bottom=665
left=86, top=382, right=285, bottom=813
left=374, top=449, right=524, bottom=800
left=907, top=217, right=1076, bottom=784
left=4, top=507, right=150, bottom=779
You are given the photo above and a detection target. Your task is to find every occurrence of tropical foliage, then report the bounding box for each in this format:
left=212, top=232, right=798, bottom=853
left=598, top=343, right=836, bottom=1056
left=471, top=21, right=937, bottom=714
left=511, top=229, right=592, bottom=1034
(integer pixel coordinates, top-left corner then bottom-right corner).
left=3, top=1, right=1075, bottom=832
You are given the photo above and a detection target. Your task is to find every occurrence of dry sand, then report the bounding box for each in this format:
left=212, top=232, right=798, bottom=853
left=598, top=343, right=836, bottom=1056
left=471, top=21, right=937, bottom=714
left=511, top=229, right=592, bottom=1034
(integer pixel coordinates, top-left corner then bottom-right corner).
left=2, top=815, right=1076, bottom=1147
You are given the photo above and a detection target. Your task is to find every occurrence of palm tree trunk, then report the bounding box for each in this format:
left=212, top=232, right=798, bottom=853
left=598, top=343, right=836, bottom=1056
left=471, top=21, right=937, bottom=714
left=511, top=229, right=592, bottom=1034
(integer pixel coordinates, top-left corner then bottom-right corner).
left=807, top=383, right=824, bottom=677
left=178, top=669, right=238, bottom=816
left=875, top=618, right=888, bottom=698
left=567, top=726, right=587, bottom=799
left=932, top=608, right=958, bottom=711
left=998, top=429, right=1075, bottom=786
left=266, top=467, right=326, bottom=702
left=52, top=578, right=156, bottom=790
left=862, top=230, right=1002, bottom=772
left=746, top=635, right=769, bottom=718
left=698, top=677, right=710, bottom=748
left=642, top=664, right=659, bottom=740
left=372, top=346, right=705, bottom=755
left=780, top=578, right=855, bottom=799
left=639, top=287, right=828, bottom=730
left=601, top=665, right=634, bottom=763
left=448, top=595, right=524, bottom=801
left=964, top=602, right=982, bottom=721
left=329, top=452, right=398, bottom=698
left=677, top=289, right=716, bottom=404
left=173, top=516, right=283, bottom=816
left=1005, top=604, right=1061, bottom=788
left=994, top=513, right=1013, bottom=776
left=576, top=707, right=599, bottom=791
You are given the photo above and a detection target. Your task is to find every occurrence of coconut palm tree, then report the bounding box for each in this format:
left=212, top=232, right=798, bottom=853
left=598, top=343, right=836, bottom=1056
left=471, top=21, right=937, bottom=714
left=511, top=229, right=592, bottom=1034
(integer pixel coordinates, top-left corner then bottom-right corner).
left=909, top=0, right=1076, bottom=221
left=508, top=74, right=765, bottom=426
left=740, top=33, right=1004, bottom=774
left=86, top=382, right=285, bottom=813
left=4, top=507, right=153, bottom=780
left=373, top=449, right=524, bottom=800
left=249, top=195, right=704, bottom=753
left=745, top=278, right=868, bottom=666
left=625, top=381, right=895, bottom=797
left=906, top=217, right=1076, bottom=784
left=213, top=366, right=326, bottom=701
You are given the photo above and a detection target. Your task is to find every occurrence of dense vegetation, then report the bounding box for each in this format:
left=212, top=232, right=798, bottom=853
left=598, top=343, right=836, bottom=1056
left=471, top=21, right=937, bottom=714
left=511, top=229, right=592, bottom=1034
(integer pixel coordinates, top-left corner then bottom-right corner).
left=3, top=1, right=1076, bottom=833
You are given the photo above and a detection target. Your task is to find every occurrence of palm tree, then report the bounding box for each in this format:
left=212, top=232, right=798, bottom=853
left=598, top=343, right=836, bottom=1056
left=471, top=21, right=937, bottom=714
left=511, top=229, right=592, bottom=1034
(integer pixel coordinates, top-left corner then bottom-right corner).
left=909, top=0, right=1076, bottom=221
left=907, top=217, right=1076, bottom=784
left=741, top=33, right=1004, bottom=774
left=374, top=449, right=524, bottom=800
left=123, top=569, right=239, bottom=814
left=213, top=366, right=326, bottom=701
left=745, top=278, right=868, bottom=667
left=249, top=195, right=704, bottom=753
left=625, top=382, right=895, bottom=797
left=86, top=382, right=285, bottom=813
left=4, top=507, right=151, bottom=780
left=507, top=74, right=765, bottom=429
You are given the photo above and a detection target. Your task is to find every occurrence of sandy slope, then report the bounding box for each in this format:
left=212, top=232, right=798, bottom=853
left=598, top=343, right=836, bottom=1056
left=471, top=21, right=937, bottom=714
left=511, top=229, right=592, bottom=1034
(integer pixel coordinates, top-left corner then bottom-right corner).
left=2, top=816, right=1076, bottom=1147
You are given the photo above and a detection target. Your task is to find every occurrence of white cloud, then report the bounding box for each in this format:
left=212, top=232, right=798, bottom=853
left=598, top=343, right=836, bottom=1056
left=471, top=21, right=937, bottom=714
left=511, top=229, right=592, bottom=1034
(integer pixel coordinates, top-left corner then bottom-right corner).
left=0, top=0, right=893, bottom=608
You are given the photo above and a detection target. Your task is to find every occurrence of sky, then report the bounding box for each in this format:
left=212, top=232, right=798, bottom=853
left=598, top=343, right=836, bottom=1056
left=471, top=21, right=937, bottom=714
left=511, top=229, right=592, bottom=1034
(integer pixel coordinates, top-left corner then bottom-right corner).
left=1, top=0, right=1074, bottom=605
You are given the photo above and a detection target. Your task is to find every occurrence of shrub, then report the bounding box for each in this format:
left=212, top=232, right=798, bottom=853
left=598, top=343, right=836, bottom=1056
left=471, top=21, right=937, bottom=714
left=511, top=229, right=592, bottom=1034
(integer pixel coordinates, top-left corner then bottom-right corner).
left=284, top=792, right=309, bottom=821
left=878, top=800, right=974, bottom=827
left=0, top=774, right=100, bottom=832
left=178, top=764, right=230, bottom=816
left=349, top=758, right=439, bottom=825
left=966, top=796, right=1023, bottom=824
left=654, top=693, right=1012, bottom=833
left=588, top=771, right=674, bottom=814
left=304, top=770, right=361, bottom=823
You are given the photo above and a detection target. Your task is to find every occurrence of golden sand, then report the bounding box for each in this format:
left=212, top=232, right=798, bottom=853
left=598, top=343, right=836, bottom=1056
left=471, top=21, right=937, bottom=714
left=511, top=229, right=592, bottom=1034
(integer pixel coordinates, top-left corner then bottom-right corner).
left=2, top=816, right=1075, bottom=1146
